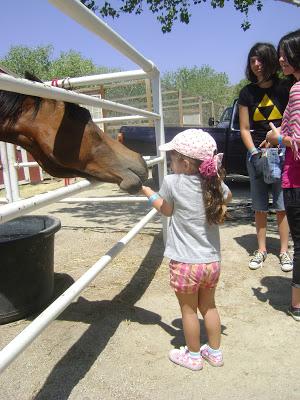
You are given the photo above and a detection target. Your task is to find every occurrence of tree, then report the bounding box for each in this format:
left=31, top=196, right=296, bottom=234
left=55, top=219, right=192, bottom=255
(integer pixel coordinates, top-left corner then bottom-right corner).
left=49, top=50, right=103, bottom=79
left=81, top=0, right=264, bottom=33
left=232, top=78, right=249, bottom=99
left=1, top=45, right=53, bottom=80
left=0, top=45, right=114, bottom=80
left=163, top=66, right=234, bottom=105
left=81, top=0, right=299, bottom=33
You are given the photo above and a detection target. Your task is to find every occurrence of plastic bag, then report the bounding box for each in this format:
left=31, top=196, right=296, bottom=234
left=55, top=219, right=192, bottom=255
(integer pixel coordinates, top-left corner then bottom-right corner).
left=262, top=147, right=285, bottom=184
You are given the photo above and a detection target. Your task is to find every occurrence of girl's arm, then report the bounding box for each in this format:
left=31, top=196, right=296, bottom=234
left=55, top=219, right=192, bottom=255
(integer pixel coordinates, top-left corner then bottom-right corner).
left=141, top=185, right=174, bottom=217
left=267, top=84, right=300, bottom=147
left=225, top=190, right=233, bottom=204
left=221, top=182, right=233, bottom=204
left=266, top=123, right=292, bottom=147
left=239, top=105, right=257, bottom=152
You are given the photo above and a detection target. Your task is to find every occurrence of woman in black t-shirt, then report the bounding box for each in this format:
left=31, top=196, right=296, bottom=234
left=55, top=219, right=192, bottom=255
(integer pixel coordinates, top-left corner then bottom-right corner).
left=238, top=42, right=292, bottom=272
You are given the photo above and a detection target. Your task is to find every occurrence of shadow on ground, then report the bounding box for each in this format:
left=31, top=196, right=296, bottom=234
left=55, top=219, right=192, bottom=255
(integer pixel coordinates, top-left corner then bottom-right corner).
left=170, top=318, right=228, bottom=348
left=234, top=234, right=285, bottom=257
left=47, top=201, right=161, bottom=232
left=251, top=276, right=291, bottom=314
left=33, top=232, right=174, bottom=400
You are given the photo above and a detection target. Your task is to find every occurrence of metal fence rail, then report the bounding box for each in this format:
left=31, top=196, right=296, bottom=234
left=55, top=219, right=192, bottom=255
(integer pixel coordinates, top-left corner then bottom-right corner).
left=0, top=0, right=166, bottom=374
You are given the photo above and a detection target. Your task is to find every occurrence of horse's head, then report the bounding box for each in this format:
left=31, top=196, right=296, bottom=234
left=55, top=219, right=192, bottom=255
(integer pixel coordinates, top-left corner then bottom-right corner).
left=47, top=102, right=149, bottom=193
left=0, top=73, right=148, bottom=194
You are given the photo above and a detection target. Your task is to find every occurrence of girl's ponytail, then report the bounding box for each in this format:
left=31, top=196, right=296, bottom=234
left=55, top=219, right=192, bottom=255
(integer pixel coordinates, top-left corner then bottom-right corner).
left=200, top=167, right=227, bottom=225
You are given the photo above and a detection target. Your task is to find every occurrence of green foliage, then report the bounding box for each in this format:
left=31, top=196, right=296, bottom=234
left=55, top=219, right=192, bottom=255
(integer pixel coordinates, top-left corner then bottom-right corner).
left=80, top=0, right=264, bottom=33
left=49, top=50, right=96, bottom=78
left=232, top=78, right=249, bottom=98
left=0, top=45, right=115, bottom=80
left=105, top=82, right=146, bottom=100
left=0, top=45, right=242, bottom=121
left=1, top=45, right=53, bottom=80
left=162, top=65, right=235, bottom=109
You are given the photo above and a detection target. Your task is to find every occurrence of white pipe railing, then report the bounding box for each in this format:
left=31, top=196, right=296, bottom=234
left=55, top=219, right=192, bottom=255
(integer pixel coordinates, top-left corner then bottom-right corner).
left=0, top=143, right=13, bottom=203
left=0, top=180, right=94, bottom=224
left=0, top=153, right=163, bottom=220
left=0, top=74, right=160, bottom=120
left=151, top=74, right=168, bottom=241
left=44, top=70, right=148, bottom=88
left=12, top=156, right=162, bottom=171
left=1, top=156, right=163, bottom=208
left=146, top=156, right=164, bottom=167
left=0, top=207, right=157, bottom=374
left=48, top=0, right=158, bottom=76
left=6, top=144, right=20, bottom=201
left=14, top=162, right=39, bottom=168
left=94, top=115, right=148, bottom=123
left=59, top=196, right=148, bottom=203
left=0, top=0, right=167, bottom=375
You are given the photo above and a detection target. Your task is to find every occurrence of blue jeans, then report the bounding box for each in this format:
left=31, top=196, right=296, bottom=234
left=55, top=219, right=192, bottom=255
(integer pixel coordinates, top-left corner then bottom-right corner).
left=247, top=153, right=284, bottom=211
left=283, top=188, right=300, bottom=288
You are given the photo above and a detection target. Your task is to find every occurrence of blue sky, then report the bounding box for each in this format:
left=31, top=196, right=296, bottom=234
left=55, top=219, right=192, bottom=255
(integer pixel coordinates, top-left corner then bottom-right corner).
left=1, top=1, right=299, bottom=84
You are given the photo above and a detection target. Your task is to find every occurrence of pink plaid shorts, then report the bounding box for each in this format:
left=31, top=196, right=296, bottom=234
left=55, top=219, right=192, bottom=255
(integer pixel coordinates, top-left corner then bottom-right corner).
left=169, top=259, right=220, bottom=294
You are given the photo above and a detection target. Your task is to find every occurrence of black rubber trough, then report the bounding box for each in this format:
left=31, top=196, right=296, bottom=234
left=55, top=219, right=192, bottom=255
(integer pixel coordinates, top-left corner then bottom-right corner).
left=0, top=215, right=61, bottom=324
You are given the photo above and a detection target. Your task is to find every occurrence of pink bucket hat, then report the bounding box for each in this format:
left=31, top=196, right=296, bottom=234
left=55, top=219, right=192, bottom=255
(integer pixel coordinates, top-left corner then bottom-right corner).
left=159, top=129, right=223, bottom=177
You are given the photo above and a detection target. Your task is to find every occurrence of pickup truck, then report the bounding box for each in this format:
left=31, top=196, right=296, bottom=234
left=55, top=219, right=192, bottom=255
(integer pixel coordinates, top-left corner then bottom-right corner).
left=215, top=106, right=233, bottom=128
left=117, top=99, right=247, bottom=179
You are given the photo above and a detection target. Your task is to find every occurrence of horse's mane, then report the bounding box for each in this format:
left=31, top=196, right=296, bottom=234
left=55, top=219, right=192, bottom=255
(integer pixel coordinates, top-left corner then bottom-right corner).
left=0, top=72, right=91, bottom=127
left=0, top=72, right=42, bottom=127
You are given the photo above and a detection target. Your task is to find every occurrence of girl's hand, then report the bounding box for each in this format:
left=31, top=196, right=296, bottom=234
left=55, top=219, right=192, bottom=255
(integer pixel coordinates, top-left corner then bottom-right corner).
left=266, top=122, right=281, bottom=145
left=141, top=185, right=154, bottom=197
left=266, top=130, right=279, bottom=144
left=259, top=139, right=271, bottom=149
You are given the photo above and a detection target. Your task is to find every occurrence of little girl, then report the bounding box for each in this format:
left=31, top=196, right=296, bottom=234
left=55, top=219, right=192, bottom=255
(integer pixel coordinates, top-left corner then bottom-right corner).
left=141, top=129, right=232, bottom=371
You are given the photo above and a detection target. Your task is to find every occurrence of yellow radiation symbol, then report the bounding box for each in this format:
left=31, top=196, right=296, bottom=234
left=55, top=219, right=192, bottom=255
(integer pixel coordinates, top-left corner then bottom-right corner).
left=253, top=94, right=282, bottom=121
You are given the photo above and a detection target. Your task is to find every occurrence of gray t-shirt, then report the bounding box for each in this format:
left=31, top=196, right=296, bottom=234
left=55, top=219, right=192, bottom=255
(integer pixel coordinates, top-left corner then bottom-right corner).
left=159, top=174, right=230, bottom=264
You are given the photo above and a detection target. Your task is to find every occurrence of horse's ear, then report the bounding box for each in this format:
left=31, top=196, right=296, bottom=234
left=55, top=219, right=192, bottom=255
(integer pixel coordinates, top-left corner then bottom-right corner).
left=25, top=71, right=43, bottom=83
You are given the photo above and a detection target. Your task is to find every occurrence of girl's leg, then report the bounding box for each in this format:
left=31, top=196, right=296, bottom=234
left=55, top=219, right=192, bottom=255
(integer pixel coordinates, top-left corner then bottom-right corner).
left=255, top=211, right=267, bottom=253
left=246, top=157, right=268, bottom=268
left=274, top=186, right=293, bottom=270
left=198, top=287, right=221, bottom=349
left=175, top=291, right=200, bottom=352
left=246, top=157, right=268, bottom=252
left=276, top=210, right=289, bottom=253
left=198, top=287, right=223, bottom=367
left=283, top=188, right=300, bottom=318
left=292, top=287, right=300, bottom=309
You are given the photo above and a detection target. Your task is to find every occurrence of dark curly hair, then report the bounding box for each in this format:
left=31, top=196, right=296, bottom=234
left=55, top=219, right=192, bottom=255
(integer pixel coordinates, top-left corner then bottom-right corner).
left=278, top=29, right=300, bottom=72
left=246, top=42, right=279, bottom=83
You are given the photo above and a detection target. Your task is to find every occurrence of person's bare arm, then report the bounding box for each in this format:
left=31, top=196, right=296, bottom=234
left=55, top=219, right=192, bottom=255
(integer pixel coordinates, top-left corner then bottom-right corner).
left=225, top=190, right=233, bottom=204
left=266, top=123, right=292, bottom=147
left=239, top=105, right=256, bottom=151
left=141, top=185, right=173, bottom=217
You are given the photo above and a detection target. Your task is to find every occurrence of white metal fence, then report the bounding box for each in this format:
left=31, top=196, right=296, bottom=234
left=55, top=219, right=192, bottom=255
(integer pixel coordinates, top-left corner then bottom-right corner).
left=0, top=0, right=166, bottom=374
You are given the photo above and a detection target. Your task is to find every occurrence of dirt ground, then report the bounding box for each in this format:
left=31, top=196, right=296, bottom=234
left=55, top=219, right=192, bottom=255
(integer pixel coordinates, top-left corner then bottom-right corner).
left=0, top=177, right=299, bottom=400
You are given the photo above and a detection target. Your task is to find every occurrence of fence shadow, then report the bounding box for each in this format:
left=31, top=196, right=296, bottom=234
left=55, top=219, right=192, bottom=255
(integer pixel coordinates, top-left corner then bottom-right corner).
left=47, top=201, right=161, bottom=233
left=34, top=232, right=176, bottom=400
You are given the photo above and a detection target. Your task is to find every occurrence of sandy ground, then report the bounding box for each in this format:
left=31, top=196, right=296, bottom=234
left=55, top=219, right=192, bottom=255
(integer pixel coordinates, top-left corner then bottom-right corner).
left=0, top=177, right=299, bottom=400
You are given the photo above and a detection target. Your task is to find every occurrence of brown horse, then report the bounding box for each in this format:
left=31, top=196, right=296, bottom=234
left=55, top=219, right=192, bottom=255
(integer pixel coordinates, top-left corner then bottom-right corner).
left=0, top=72, right=148, bottom=194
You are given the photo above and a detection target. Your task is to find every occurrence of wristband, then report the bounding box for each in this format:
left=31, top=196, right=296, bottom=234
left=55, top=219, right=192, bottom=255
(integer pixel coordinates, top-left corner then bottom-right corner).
left=248, top=147, right=259, bottom=162
left=278, top=135, right=283, bottom=145
left=148, top=193, right=160, bottom=205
